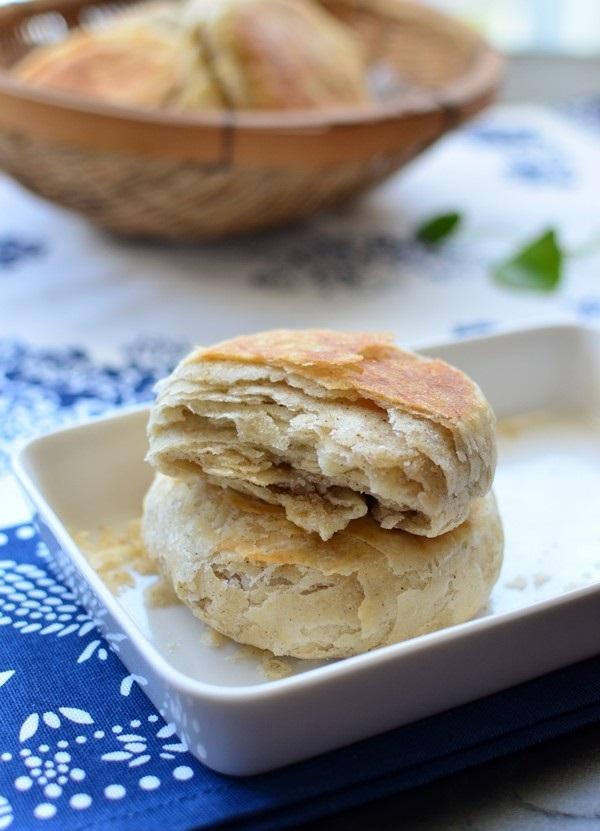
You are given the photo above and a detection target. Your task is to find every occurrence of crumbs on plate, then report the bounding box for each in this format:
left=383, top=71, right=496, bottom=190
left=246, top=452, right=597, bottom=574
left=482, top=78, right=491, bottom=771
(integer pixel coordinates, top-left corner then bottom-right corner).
left=73, top=519, right=157, bottom=593
left=197, top=627, right=294, bottom=679
left=496, top=411, right=554, bottom=439
left=144, top=575, right=180, bottom=608
left=201, top=628, right=229, bottom=649
left=201, top=632, right=294, bottom=680
left=202, top=636, right=294, bottom=681
left=503, top=575, right=528, bottom=591
left=229, top=644, right=294, bottom=680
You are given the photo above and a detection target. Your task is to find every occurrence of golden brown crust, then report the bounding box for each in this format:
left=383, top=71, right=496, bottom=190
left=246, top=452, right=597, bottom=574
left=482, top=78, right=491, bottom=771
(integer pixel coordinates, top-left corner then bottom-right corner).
left=14, top=31, right=184, bottom=106
left=13, top=0, right=368, bottom=113
left=195, top=0, right=369, bottom=109
left=193, top=328, right=392, bottom=365
left=187, top=328, right=483, bottom=423
left=12, top=10, right=224, bottom=109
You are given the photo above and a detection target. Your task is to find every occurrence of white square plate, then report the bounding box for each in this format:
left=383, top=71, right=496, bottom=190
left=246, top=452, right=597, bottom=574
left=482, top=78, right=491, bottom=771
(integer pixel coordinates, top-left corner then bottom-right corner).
left=13, top=323, right=600, bottom=775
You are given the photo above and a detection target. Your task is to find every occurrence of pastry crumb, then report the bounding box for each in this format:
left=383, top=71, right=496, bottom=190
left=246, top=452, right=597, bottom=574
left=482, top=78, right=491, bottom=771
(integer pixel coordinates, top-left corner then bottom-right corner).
left=497, top=419, right=522, bottom=439
left=73, top=519, right=157, bottom=593
left=504, top=575, right=528, bottom=590
left=144, top=575, right=180, bottom=608
left=200, top=628, right=229, bottom=649
left=224, top=643, right=264, bottom=663
left=261, top=655, right=293, bottom=680
left=533, top=572, right=550, bottom=588
left=224, top=642, right=294, bottom=679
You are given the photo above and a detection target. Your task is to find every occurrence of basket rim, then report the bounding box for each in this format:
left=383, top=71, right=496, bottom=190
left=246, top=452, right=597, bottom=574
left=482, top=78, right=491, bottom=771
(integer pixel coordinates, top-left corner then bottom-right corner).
left=0, top=0, right=503, bottom=166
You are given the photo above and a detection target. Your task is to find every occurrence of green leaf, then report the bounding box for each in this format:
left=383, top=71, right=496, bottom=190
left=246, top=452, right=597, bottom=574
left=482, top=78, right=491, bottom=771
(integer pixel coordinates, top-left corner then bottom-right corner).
left=493, top=228, right=564, bottom=291
left=416, top=212, right=462, bottom=245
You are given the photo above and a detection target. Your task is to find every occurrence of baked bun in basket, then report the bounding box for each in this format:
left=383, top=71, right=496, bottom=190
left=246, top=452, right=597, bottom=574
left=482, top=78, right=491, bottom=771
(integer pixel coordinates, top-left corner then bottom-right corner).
left=12, top=4, right=224, bottom=109
left=12, top=0, right=368, bottom=110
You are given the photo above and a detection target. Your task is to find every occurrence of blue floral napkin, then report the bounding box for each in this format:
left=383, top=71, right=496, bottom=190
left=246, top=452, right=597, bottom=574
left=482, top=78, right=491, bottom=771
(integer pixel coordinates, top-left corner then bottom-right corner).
left=2, top=522, right=600, bottom=831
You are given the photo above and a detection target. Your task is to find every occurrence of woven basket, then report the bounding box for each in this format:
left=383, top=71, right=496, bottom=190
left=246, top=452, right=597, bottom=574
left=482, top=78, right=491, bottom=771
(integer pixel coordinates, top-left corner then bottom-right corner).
left=0, top=0, right=502, bottom=239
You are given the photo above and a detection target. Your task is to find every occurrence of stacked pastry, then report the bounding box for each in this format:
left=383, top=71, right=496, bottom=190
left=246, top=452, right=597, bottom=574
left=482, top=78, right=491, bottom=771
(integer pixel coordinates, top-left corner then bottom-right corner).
left=11, top=0, right=370, bottom=112
left=142, top=330, right=503, bottom=658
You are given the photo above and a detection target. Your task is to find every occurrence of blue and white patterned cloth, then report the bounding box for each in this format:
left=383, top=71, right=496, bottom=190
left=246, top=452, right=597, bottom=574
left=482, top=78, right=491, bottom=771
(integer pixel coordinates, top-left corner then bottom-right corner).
left=1, top=102, right=600, bottom=829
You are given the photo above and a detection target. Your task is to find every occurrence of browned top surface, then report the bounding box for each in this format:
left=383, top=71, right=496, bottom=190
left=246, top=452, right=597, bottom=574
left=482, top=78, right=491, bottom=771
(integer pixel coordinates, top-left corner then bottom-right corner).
left=12, top=29, right=187, bottom=107
left=215, top=0, right=369, bottom=109
left=188, top=328, right=485, bottom=422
